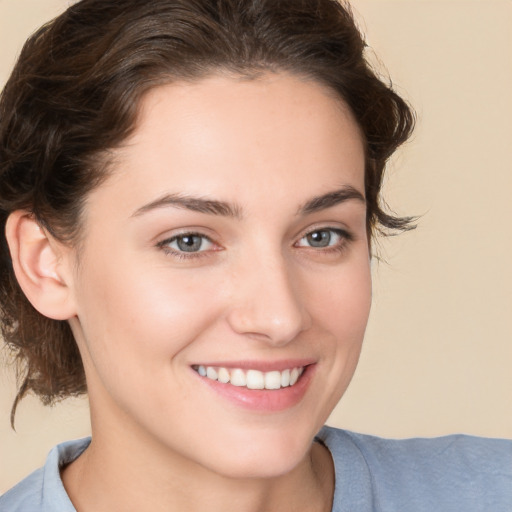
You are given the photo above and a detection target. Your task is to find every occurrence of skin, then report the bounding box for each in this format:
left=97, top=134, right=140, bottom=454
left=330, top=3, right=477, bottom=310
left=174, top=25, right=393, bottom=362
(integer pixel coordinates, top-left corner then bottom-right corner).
left=34, top=73, right=371, bottom=511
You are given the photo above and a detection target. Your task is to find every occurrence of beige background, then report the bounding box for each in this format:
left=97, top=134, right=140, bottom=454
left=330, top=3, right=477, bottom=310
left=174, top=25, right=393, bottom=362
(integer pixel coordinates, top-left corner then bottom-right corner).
left=1, top=0, right=511, bottom=492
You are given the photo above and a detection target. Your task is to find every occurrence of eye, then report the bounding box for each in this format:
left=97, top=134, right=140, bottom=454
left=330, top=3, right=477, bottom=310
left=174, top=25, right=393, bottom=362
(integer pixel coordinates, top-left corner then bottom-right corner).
left=295, top=228, right=350, bottom=249
left=158, top=232, right=215, bottom=255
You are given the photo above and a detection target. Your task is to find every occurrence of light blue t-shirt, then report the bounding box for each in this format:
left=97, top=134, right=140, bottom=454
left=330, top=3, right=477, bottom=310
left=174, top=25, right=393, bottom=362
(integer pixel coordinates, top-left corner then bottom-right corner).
left=1, top=426, right=511, bottom=511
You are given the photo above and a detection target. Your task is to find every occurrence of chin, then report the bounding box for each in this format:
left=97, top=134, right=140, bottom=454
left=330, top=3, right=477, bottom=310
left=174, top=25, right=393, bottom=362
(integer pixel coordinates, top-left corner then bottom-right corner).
left=208, top=448, right=310, bottom=480
left=193, top=424, right=318, bottom=480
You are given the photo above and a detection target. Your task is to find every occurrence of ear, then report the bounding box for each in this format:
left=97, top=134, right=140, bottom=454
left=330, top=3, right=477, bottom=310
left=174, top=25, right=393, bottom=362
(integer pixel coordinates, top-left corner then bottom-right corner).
left=5, top=210, right=77, bottom=320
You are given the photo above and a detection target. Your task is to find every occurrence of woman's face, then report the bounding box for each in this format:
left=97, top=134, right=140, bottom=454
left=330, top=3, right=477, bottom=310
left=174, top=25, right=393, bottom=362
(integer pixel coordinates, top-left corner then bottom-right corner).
left=67, top=72, right=371, bottom=478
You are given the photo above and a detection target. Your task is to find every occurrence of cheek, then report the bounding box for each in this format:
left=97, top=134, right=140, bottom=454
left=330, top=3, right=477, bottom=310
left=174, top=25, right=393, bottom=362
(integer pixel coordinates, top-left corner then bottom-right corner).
left=307, top=251, right=372, bottom=390
left=309, top=255, right=372, bottom=337
left=72, top=255, right=225, bottom=382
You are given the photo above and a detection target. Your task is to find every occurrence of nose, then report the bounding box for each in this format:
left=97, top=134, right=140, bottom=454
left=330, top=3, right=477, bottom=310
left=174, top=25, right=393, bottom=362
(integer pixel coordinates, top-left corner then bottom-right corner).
left=226, top=254, right=311, bottom=346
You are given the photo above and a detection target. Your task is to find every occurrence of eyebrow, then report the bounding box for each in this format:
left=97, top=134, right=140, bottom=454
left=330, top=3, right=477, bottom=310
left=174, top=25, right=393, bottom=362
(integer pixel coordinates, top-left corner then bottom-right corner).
left=131, top=185, right=365, bottom=219
left=131, top=193, right=242, bottom=219
left=298, top=186, right=365, bottom=215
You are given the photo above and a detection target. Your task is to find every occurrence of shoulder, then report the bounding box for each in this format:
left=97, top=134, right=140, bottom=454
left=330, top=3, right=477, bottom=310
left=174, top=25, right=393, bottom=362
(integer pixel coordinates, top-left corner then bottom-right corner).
left=0, top=467, right=45, bottom=512
left=317, top=426, right=512, bottom=512
left=320, top=425, right=512, bottom=470
left=0, top=437, right=90, bottom=512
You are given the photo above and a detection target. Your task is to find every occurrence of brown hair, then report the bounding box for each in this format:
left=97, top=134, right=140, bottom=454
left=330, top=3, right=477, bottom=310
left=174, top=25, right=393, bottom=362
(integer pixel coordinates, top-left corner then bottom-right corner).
left=0, top=0, right=415, bottom=424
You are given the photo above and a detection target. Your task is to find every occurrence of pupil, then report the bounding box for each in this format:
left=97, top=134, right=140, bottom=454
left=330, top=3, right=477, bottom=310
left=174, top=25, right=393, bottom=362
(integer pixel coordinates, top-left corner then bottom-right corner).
left=177, top=235, right=202, bottom=252
left=308, top=230, right=331, bottom=247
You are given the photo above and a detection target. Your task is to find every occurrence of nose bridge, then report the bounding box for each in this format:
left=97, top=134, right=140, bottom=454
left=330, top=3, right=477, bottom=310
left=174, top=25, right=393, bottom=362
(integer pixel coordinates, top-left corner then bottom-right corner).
left=227, top=246, right=309, bottom=345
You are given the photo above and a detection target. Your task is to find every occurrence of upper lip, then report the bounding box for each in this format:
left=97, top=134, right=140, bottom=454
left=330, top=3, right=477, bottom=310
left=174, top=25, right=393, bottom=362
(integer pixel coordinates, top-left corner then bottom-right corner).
left=191, top=359, right=315, bottom=372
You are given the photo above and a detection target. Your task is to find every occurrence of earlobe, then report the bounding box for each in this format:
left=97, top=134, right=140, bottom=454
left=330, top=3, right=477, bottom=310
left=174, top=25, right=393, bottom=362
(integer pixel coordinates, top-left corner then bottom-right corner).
left=5, top=210, right=77, bottom=320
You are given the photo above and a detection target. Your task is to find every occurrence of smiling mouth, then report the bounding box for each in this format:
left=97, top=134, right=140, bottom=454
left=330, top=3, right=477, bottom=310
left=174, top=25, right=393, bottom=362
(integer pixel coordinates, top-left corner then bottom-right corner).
left=192, top=365, right=305, bottom=390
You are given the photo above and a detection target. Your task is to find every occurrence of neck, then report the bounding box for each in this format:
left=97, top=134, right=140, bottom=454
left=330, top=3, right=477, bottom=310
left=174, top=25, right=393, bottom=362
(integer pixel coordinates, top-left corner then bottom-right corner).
left=62, top=406, right=334, bottom=512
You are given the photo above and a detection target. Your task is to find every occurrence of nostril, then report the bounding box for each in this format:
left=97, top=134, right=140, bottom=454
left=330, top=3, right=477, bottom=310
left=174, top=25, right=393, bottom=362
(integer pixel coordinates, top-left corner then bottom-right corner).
left=225, top=258, right=311, bottom=344
left=226, top=302, right=310, bottom=346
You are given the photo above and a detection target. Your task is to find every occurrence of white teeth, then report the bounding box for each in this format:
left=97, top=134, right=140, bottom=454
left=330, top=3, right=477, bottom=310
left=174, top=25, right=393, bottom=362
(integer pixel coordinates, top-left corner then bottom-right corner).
left=265, top=371, right=282, bottom=390
left=217, top=367, right=230, bottom=383
left=206, top=367, right=218, bottom=380
left=230, top=368, right=246, bottom=387
left=246, top=370, right=264, bottom=389
left=194, top=365, right=306, bottom=390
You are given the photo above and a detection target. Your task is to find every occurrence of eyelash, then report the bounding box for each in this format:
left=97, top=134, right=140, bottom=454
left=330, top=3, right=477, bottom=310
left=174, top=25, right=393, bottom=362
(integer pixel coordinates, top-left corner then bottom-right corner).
left=156, top=232, right=216, bottom=260
left=156, top=227, right=353, bottom=260
left=295, top=227, right=353, bottom=255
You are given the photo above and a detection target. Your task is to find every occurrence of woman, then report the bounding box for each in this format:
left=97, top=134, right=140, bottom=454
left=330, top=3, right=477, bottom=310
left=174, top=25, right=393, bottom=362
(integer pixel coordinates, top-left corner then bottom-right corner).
left=0, top=0, right=510, bottom=510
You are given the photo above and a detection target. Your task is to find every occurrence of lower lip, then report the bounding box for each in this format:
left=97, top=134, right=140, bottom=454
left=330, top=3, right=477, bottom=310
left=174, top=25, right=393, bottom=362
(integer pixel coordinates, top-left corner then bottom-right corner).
left=194, top=365, right=315, bottom=412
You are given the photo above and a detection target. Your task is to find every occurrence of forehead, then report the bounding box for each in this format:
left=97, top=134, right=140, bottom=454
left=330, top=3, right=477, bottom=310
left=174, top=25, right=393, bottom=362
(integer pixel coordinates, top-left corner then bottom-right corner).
left=93, top=72, right=365, bottom=215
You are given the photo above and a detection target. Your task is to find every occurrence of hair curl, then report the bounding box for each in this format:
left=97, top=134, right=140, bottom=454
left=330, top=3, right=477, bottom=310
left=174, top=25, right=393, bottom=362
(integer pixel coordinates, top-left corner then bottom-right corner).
left=0, top=0, right=415, bottom=425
